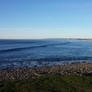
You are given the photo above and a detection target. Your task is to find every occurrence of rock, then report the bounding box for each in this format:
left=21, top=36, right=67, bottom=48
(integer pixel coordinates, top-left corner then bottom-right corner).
left=0, top=62, right=92, bottom=81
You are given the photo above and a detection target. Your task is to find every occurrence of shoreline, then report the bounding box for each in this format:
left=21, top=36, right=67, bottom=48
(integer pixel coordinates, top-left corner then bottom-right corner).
left=0, top=61, right=92, bottom=81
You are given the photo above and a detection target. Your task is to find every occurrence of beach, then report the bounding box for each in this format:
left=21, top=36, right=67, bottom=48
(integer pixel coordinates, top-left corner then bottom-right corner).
left=0, top=62, right=92, bottom=81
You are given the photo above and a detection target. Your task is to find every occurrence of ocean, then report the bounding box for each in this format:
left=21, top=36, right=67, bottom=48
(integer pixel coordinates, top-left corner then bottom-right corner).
left=0, top=39, right=92, bottom=69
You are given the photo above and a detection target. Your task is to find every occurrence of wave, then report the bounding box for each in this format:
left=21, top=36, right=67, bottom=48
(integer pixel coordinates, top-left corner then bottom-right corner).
left=0, top=45, right=47, bottom=53
left=0, top=42, right=71, bottom=53
left=0, top=56, right=92, bottom=69
left=0, top=40, right=39, bottom=45
left=29, top=56, right=92, bottom=62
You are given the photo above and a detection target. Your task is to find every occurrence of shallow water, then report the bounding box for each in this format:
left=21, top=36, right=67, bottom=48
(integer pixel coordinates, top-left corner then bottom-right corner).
left=0, top=39, right=92, bottom=69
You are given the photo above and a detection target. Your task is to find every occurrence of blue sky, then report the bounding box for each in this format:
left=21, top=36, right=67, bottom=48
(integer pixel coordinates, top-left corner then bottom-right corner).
left=0, top=0, right=92, bottom=39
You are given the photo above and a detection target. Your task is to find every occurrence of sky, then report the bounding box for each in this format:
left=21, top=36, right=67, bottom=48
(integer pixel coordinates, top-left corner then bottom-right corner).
left=0, top=0, right=92, bottom=39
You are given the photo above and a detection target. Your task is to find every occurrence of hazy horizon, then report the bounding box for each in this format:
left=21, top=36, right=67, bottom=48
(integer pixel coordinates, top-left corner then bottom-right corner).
left=0, top=0, right=92, bottom=39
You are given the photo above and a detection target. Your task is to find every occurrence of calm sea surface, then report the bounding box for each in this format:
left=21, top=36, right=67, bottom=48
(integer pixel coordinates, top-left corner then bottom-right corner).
left=0, top=39, right=92, bottom=69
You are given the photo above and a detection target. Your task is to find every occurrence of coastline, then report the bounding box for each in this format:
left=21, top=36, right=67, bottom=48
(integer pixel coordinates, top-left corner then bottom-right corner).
left=0, top=61, right=92, bottom=81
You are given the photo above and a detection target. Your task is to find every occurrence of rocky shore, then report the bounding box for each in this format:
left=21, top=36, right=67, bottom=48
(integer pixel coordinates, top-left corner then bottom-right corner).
left=0, top=62, right=92, bottom=81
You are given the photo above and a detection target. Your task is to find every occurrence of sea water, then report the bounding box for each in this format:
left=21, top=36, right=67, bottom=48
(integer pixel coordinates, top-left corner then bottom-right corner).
left=0, top=39, right=92, bottom=69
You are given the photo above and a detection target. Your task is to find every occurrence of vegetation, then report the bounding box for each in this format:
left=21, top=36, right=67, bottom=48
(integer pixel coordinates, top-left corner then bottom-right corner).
left=0, top=74, right=92, bottom=92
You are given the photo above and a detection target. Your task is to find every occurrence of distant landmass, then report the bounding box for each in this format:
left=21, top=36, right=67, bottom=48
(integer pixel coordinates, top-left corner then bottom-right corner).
left=45, top=38, right=92, bottom=41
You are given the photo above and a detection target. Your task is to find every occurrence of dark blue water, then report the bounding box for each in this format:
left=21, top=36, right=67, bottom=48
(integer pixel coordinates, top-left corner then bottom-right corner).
left=0, top=39, right=92, bottom=69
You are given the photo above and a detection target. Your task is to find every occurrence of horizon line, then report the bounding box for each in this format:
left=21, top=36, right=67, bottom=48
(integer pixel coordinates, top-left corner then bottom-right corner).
left=0, top=38, right=92, bottom=40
